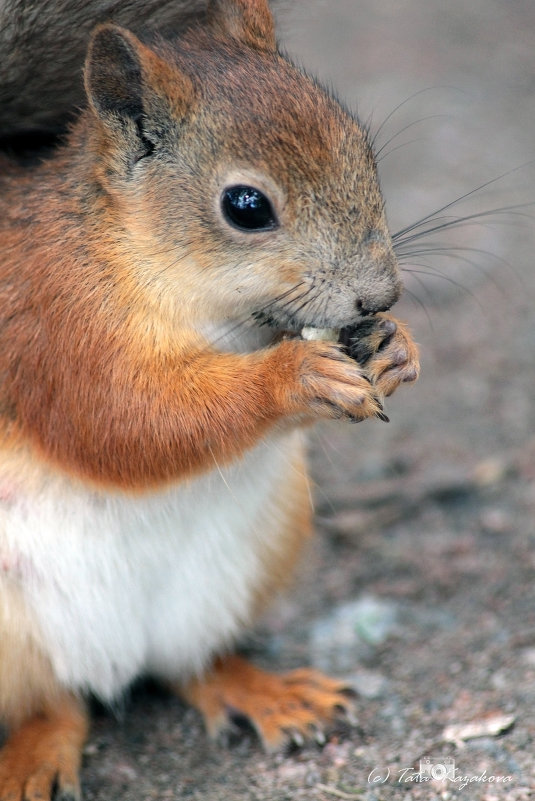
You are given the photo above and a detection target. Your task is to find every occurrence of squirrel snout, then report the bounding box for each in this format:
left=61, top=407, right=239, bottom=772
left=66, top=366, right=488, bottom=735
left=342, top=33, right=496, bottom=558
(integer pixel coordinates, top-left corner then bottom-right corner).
left=348, top=232, right=402, bottom=316
left=354, top=277, right=403, bottom=316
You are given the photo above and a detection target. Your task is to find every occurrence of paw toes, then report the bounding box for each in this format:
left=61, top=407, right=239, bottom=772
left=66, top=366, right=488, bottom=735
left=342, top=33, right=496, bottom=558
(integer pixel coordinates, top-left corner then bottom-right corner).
left=0, top=701, right=85, bottom=801
left=0, top=779, right=20, bottom=801
left=402, top=365, right=419, bottom=383
left=24, top=770, right=53, bottom=801
left=307, top=724, right=327, bottom=746
left=342, top=314, right=419, bottom=401
left=340, top=317, right=398, bottom=365
left=181, top=657, right=360, bottom=753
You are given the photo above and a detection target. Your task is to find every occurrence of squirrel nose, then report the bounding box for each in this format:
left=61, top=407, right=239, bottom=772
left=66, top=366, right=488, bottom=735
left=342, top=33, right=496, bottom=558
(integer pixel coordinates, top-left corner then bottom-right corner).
left=355, top=280, right=402, bottom=316
left=356, top=299, right=387, bottom=316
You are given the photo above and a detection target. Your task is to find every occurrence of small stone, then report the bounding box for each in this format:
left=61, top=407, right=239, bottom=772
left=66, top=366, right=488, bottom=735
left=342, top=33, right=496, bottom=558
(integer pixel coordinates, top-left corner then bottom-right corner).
left=348, top=669, right=389, bottom=699
left=472, top=458, right=508, bottom=487
left=309, top=595, right=398, bottom=672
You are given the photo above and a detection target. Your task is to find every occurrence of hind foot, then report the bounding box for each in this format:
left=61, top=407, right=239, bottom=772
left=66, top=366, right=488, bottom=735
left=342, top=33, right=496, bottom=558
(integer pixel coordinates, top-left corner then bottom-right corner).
left=176, top=654, right=357, bottom=751
left=0, top=696, right=87, bottom=801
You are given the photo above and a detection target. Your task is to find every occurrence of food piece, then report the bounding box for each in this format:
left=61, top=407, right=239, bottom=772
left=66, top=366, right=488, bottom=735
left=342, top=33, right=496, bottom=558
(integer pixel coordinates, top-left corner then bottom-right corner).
left=300, top=326, right=340, bottom=342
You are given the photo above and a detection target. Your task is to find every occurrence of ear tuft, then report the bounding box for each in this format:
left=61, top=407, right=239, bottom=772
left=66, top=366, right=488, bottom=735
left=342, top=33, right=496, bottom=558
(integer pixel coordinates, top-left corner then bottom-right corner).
left=209, top=0, right=276, bottom=52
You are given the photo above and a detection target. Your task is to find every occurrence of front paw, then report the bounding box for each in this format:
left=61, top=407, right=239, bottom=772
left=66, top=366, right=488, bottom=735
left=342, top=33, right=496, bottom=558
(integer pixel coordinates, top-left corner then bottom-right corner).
left=340, top=313, right=420, bottom=399
left=274, top=339, right=385, bottom=423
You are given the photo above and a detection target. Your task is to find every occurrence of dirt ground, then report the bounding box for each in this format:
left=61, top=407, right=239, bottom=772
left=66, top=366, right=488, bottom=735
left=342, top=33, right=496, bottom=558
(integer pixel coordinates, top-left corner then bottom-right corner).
left=81, top=1, right=535, bottom=799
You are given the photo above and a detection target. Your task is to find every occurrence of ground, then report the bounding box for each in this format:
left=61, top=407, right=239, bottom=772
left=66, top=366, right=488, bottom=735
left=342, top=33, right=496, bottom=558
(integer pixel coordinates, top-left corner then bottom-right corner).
left=80, top=1, right=535, bottom=799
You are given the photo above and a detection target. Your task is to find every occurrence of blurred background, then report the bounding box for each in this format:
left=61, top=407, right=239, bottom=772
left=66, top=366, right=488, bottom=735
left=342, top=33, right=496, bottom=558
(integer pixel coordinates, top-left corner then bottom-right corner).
left=282, top=0, right=535, bottom=467
left=84, top=2, right=535, bottom=799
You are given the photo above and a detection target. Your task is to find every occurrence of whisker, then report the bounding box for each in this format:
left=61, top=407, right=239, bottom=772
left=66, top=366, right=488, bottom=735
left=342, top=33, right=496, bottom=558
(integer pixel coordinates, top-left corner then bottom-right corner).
left=398, top=243, right=523, bottom=296
left=401, top=270, right=436, bottom=305
left=374, top=114, right=447, bottom=160
left=259, top=281, right=309, bottom=313
left=376, top=136, right=426, bottom=164
left=287, top=283, right=322, bottom=322
left=393, top=203, right=533, bottom=248
left=402, top=285, right=434, bottom=330
left=369, top=86, right=463, bottom=150
left=402, top=265, right=483, bottom=308
left=398, top=246, right=505, bottom=289
left=392, top=161, right=535, bottom=241
left=202, top=281, right=311, bottom=352
left=263, top=283, right=316, bottom=322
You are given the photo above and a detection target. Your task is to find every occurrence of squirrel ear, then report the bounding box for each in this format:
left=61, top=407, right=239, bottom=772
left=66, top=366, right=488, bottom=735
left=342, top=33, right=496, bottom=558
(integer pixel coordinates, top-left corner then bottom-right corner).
left=209, top=0, right=276, bottom=52
left=85, top=25, right=192, bottom=139
left=85, top=25, right=146, bottom=123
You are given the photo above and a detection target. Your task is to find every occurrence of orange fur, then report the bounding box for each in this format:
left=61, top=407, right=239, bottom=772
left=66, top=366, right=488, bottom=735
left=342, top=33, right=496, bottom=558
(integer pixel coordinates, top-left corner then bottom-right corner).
left=248, top=439, right=313, bottom=616
left=0, top=589, right=62, bottom=729
left=0, top=695, right=87, bottom=801
left=178, top=655, right=354, bottom=750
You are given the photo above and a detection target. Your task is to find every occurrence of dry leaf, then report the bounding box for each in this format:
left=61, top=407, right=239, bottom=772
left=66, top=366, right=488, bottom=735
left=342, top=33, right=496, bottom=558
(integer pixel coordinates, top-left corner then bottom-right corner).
left=443, top=713, right=515, bottom=747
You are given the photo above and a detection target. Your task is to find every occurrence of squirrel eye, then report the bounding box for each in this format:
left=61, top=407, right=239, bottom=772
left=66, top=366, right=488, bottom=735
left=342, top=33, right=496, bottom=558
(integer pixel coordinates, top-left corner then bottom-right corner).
left=221, top=185, right=278, bottom=232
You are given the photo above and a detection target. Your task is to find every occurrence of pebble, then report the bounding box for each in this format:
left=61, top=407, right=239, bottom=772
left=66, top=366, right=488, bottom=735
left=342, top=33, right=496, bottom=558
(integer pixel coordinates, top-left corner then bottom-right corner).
left=309, top=595, right=398, bottom=672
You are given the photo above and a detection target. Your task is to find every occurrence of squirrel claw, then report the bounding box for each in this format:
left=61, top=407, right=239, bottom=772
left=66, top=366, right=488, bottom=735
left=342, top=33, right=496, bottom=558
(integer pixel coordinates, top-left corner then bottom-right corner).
left=308, top=724, right=327, bottom=746
left=286, top=728, right=305, bottom=748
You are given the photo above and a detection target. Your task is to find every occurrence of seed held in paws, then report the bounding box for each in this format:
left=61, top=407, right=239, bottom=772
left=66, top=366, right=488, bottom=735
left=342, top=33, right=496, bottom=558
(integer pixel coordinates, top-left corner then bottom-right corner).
left=301, top=326, right=340, bottom=342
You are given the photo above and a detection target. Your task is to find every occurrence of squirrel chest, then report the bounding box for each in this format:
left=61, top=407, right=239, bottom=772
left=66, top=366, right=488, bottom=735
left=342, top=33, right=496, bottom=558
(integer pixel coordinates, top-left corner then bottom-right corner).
left=0, top=430, right=308, bottom=701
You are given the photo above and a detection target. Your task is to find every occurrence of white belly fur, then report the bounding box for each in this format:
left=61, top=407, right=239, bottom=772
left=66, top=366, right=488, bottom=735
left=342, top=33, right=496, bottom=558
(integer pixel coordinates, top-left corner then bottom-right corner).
left=0, top=431, right=307, bottom=701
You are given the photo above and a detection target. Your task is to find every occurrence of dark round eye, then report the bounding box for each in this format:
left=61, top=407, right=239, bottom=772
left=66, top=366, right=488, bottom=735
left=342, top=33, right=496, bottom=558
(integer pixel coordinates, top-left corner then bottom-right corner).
left=221, top=185, right=278, bottom=232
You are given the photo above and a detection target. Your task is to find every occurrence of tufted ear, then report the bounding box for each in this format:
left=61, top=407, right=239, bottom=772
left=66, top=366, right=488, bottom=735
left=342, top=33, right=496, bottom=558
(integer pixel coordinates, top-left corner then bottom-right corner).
left=208, top=0, right=276, bottom=52
left=85, top=24, right=193, bottom=155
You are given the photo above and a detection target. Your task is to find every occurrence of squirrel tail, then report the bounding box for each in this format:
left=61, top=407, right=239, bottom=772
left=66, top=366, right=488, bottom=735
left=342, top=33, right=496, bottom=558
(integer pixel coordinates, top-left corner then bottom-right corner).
left=0, top=0, right=208, bottom=144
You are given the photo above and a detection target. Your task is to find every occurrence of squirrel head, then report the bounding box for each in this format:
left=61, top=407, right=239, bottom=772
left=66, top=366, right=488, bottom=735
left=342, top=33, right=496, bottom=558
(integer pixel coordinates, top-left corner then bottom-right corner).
left=83, top=0, right=402, bottom=339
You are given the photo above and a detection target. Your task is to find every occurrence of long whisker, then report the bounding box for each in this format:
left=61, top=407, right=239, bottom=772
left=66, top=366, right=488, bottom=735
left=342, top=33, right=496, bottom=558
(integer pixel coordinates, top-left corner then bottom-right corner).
left=392, top=162, right=535, bottom=241
left=205, top=281, right=311, bottom=352
left=376, top=137, right=426, bottom=164
left=401, top=270, right=436, bottom=305
left=369, top=86, right=464, bottom=150
left=393, top=203, right=533, bottom=248
left=398, top=245, right=501, bottom=282
left=402, top=285, right=434, bottom=329
left=399, top=243, right=514, bottom=302
left=178, top=289, right=316, bottom=371
left=374, top=114, right=447, bottom=160
left=402, top=265, right=482, bottom=307
left=286, top=283, right=322, bottom=322
left=397, top=243, right=522, bottom=296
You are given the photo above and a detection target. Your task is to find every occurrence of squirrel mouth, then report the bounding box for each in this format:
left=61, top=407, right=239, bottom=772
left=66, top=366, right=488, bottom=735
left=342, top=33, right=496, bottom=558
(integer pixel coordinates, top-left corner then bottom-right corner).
left=252, top=309, right=342, bottom=343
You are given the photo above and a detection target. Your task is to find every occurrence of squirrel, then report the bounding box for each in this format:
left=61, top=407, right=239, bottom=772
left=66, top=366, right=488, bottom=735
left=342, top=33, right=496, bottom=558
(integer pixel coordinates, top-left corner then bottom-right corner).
left=0, top=0, right=420, bottom=799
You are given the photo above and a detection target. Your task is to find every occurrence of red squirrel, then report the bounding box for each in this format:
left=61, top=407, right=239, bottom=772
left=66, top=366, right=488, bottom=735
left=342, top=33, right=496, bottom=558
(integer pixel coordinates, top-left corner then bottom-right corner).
left=0, top=1, right=420, bottom=798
